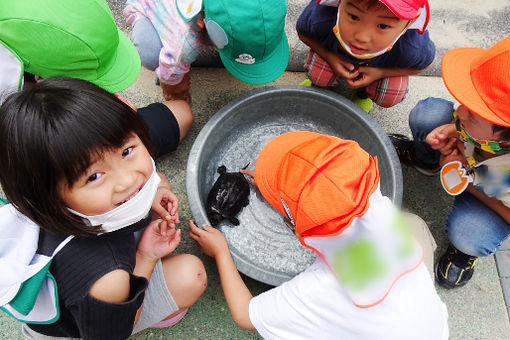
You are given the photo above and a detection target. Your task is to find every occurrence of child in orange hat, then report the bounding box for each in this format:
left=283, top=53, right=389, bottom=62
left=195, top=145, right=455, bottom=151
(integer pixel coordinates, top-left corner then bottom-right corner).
left=190, top=131, right=448, bottom=339
left=296, top=0, right=435, bottom=112
left=388, top=35, right=510, bottom=289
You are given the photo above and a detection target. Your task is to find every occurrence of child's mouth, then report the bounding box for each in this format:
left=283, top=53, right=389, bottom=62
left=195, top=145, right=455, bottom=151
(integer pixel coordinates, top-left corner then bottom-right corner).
left=350, top=45, right=367, bottom=54
left=117, top=185, right=144, bottom=206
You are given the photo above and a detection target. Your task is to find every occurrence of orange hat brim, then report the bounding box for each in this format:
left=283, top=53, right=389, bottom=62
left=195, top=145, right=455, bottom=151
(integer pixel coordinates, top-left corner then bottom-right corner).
left=255, top=131, right=321, bottom=217
left=441, top=47, right=510, bottom=126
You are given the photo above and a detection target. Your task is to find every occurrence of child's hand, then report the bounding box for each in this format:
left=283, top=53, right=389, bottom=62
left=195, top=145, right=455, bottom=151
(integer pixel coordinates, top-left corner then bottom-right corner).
left=152, top=186, right=180, bottom=226
left=239, top=169, right=257, bottom=187
left=137, top=219, right=182, bottom=260
left=160, top=73, right=191, bottom=102
left=189, top=220, right=229, bottom=258
left=439, top=147, right=467, bottom=167
left=327, top=54, right=358, bottom=80
left=426, top=124, right=458, bottom=155
left=345, top=65, right=383, bottom=89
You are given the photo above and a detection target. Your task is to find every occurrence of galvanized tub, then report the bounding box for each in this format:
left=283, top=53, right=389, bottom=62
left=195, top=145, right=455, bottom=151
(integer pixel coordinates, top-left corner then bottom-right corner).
left=186, top=86, right=402, bottom=286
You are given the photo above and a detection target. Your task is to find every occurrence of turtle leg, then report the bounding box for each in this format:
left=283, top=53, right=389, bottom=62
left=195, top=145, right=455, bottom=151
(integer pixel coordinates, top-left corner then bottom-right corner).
left=229, top=217, right=240, bottom=226
left=217, top=165, right=227, bottom=174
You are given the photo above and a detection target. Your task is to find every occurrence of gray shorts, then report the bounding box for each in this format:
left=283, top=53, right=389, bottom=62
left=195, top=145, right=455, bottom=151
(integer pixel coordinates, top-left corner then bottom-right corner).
left=21, top=259, right=179, bottom=339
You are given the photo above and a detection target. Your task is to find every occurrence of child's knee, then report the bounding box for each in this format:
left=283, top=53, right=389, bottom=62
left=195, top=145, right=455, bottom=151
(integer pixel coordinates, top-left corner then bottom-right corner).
left=131, top=17, right=162, bottom=70
left=162, top=254, right=207, bottom=308
left=373, top=96, right=405, bottom=108
left=409, top=97, right=454, bottom=132
left=162, top=100, right=194, bottom=141
left=366, top=79, right=407, bottom=108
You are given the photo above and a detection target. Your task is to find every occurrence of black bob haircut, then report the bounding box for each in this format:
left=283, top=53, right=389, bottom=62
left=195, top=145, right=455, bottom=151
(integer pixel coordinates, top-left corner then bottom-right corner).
left=0, top=77, right=153, bottom=237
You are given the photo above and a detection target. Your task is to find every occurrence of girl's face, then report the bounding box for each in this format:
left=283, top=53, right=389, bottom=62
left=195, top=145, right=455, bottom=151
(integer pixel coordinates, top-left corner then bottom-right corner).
left=337, top=0, right=410, bottom=55
left=60, top=135, right=153, bottom=216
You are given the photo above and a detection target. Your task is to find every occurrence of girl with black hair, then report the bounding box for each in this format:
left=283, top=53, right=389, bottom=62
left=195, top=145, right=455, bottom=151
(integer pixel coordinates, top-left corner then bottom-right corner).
left=0, top=78, right=206, bottom=339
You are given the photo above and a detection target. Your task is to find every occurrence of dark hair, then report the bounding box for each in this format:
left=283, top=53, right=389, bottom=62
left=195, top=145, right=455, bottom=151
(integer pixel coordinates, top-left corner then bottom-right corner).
left=493, top=124, right=510, bottom=142
left=0, top=77, right=153, bottom=237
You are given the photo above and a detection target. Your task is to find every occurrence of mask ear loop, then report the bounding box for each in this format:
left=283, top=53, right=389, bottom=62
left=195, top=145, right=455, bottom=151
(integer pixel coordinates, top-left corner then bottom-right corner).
left=0, top=40, right=24, bottom=105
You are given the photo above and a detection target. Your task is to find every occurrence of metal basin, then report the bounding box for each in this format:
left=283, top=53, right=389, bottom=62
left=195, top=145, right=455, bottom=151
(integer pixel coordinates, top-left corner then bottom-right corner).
left=186, top=86, right=402, bottom=286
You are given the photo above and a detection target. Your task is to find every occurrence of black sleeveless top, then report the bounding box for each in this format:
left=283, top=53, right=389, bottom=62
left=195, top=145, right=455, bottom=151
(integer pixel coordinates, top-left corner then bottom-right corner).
left=27, top=214, right=151, bottom=340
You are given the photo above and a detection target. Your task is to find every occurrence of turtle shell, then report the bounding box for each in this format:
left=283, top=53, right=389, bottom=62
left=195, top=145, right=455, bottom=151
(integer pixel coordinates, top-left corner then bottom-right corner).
left=206, top=165, right=250, bottom=226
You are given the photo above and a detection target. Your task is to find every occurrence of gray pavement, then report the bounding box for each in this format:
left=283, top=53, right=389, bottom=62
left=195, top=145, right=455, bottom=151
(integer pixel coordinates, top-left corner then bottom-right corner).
left=1, top=0, right=510, bottom=339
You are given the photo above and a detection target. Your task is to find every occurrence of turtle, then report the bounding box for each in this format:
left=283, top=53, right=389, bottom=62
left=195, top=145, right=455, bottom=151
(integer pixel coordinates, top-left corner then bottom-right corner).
left=206, top=164, right=250, bottom=226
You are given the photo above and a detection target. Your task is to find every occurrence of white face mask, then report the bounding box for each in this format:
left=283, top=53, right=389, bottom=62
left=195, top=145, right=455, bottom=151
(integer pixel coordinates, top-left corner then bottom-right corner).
left=69, top=158, right=161, bottom=234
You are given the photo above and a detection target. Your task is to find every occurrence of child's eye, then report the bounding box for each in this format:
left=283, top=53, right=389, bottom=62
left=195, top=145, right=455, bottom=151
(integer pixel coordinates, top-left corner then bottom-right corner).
left=348, top=13, right=359, bottom=21
left=87, top=172, right=102, bottom=182
left=122, top=146, right=134, bottom=158
left=378, top=24, right=390, bottom=29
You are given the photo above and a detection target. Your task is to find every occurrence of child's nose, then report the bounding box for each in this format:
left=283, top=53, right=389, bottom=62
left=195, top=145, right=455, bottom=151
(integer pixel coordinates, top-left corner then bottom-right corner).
left=114, top=170, right=136, bottom=192
left=353, top=28, right=371, bottom=43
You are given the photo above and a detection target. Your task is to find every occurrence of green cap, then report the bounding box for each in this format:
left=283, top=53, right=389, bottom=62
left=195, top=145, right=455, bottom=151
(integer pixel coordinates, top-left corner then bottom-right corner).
left=0, top=0, right=140, bottom=93
left=203, top=0, right=289, bottom=85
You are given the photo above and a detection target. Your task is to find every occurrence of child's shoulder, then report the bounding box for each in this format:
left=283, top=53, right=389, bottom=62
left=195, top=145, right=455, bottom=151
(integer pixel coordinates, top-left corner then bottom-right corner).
left=398, top=29, right=434, bottom=49
left=374, top=29, right=435, bottom=69
left=300, top=0, right=338, bottom=25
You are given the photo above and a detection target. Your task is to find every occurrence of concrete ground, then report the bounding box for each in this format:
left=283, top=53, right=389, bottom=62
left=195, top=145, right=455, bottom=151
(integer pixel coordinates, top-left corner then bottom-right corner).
left=1, top=0, right=510, bottom=339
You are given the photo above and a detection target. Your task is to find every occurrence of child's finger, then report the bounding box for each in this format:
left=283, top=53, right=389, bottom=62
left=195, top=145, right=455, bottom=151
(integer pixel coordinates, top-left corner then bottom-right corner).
left=158, top=220, right=169, bottom=236
left=169, top=200, right=179, bottom=215
left=168, top=229, right=182, bottom=250
left=240, top=169, right=254, bottom=177
left=189, top=220, right=201, bottom=236
left=153, top=203, right=169, bottom=220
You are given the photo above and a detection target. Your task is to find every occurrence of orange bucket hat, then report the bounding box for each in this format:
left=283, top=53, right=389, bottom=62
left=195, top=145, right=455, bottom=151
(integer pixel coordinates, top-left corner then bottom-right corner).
left=255, top=131, right=380, bottom=239
left=442, top=35, right=510, bottom=127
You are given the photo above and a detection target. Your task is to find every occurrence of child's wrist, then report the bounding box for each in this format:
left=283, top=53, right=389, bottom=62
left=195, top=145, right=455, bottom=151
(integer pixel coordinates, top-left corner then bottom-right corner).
left=136, top=250, right=159, bottom=265
left=158, top=184, right=172, bottom=191
left=215, top=247, right=232, bottom=262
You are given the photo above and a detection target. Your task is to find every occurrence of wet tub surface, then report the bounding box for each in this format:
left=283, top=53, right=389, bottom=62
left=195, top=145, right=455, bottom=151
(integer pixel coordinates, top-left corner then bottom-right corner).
left=186, top=86, right=402, bottom=286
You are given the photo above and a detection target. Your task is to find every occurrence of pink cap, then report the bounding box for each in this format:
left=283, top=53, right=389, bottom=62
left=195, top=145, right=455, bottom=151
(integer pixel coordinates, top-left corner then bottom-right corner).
left=380, top=0, right=427, bottom=20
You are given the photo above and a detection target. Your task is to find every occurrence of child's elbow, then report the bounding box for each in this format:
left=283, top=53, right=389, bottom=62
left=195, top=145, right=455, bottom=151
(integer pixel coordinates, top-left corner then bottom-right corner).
left=233, top=315, right=256, bottom=330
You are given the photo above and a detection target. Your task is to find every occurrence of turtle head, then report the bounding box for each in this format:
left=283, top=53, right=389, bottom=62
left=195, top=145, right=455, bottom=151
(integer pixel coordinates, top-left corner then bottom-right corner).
left=217, top=165, right=227, bottom=175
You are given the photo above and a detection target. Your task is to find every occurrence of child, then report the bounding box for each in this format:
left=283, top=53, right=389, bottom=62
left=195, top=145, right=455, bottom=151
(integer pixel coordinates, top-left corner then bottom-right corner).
left=124, top=0, right=213, bottom=102
left=388, top=35, right=510, bottom=289
left=0, top=0, right=141, bottom=95
left=296, top=0, right=435, bottom=112
left=123, top=0, right=289, bottom=101
left=0, top=78, right=207, bottom=339
left=190, top=131, right=448, bottom=339
left=0, top=0, right=194, bottom=155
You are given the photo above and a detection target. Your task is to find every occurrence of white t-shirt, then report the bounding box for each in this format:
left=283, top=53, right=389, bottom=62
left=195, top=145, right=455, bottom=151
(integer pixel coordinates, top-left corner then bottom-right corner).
left=249, top=259, right=448, bottom=340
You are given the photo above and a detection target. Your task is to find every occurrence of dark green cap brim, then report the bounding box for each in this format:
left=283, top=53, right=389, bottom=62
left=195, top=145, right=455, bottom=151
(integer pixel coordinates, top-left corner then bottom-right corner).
left=219, top=35, right=289, bottom=85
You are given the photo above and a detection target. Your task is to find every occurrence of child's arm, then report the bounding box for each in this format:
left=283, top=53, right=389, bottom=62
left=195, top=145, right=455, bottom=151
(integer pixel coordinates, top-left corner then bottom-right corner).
left=189, top=220, right=255, bottom=330
left=152, top=172, right=180, bottom=225
left=134, top=219, right=182, bottom=325
left=345, top=65, right=430, bottom=89
left=297, top=32, right=359, bottom=80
